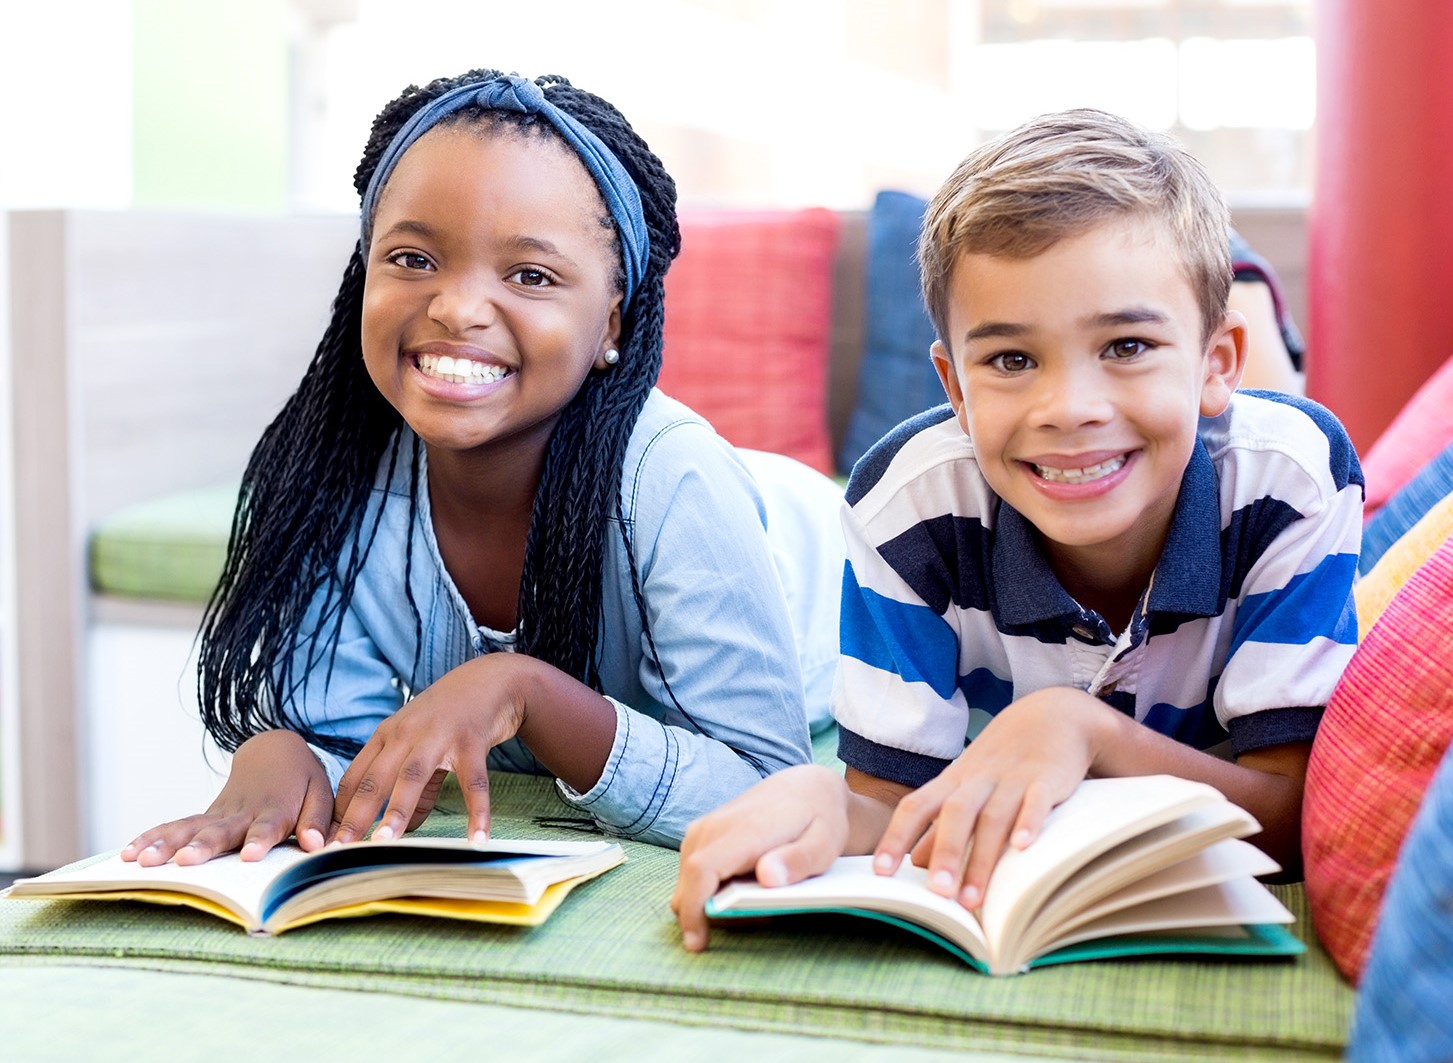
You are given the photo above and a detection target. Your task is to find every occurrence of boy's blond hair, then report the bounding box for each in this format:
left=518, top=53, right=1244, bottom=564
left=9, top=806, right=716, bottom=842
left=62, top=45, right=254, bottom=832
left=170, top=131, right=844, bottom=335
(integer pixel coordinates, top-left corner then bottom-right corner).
left=918, top=109, right=1232, bottom=348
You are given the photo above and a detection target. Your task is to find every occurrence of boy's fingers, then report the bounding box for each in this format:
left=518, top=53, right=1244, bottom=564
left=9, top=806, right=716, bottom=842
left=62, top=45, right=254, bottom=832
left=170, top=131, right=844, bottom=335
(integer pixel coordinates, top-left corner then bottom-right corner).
left=925, top=785, right=986, bottom=898
left=673, top=814, right=812, bottom=951
left=909, top=824, right=938, bottom=869
left=755, top=815, right=843, bottom=887
left=960, top=792, right=1020, bottom=907
left=1009, top=782, right=1057, bottom=850
left=875, top=775, right=953, bottom=872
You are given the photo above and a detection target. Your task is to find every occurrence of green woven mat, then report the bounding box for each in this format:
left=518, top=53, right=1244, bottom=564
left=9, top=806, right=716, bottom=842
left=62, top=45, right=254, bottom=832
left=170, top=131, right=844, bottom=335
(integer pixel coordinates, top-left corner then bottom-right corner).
left=0, top=771, right=1352, bottom=1061
left=88, top=482, right=237, bottom=602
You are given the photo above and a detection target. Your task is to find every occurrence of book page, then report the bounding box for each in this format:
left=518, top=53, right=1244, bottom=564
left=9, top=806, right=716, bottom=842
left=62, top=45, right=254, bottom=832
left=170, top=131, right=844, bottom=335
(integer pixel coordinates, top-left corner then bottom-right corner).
left=5, top=845, right=314, bottom=928
left=978, top=775, right=1225, bottom=961
left=709, top=856, right=989, bottom=963
left=1023, top=804, right=1261, bottom=946
left=1017, top=837, right=1278, bottom=963
left=1036, top=875, right=1294, bottom=956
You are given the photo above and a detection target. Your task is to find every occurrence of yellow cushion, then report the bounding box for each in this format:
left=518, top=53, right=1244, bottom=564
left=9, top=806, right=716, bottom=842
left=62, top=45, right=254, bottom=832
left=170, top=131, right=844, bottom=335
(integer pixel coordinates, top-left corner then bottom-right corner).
left=1355, top=490, right=1453, bottom=641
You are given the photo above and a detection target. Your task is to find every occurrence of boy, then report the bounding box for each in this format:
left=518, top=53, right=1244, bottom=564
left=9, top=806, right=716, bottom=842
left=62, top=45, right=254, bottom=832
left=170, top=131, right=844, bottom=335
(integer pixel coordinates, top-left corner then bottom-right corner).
left=672, top=109, right=1362, bottom=951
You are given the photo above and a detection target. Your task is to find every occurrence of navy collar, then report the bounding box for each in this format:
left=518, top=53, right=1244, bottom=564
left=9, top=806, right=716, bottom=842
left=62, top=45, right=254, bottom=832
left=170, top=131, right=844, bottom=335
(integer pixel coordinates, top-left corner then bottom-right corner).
left=990, top=438, right=1222, bottom=626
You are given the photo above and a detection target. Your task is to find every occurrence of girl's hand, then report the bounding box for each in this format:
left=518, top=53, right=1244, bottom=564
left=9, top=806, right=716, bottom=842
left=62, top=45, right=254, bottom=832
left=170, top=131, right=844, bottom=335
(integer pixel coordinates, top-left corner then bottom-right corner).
left=329, top=655, right=530, bottom=847
left=874, top=688, right=1114, bottom=909
left=120, top=729, right=333, bottom=866
left=672, top=764, right=852, bottom=952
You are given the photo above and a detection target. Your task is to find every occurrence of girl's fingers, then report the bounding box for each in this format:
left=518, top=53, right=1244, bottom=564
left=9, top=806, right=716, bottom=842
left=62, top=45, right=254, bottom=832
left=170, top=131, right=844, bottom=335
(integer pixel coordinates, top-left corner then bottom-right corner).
left=296, top=772, right=337, bottom=851
left=331, top=747, right=396, bottom=844
left=456, top=754, right=493, bottom=844
left=236, top=805, right=298, bottom=862
left=123, top=816, right=213, bottom=864
left=331, top=743, right=380, bottom=835
left=407, top=769, right=449, bottom=832
left=371, top=747, right=444, bottom=843
left=169, top=817, right=253, bottom=867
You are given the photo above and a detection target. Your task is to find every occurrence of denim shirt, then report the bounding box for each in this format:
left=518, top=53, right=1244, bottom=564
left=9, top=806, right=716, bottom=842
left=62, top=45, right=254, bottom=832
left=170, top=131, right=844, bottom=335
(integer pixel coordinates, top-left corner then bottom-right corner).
left=289, top=390, right=822, bottom=847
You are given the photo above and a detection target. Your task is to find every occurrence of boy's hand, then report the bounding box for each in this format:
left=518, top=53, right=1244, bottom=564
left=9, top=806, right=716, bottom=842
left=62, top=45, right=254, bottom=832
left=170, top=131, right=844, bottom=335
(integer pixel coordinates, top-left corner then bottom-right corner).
left=121, top=729, right=333, bottom=866
left=874, top=688, right=1114, bottom=908
left=672, top=764, right=851, bottom=952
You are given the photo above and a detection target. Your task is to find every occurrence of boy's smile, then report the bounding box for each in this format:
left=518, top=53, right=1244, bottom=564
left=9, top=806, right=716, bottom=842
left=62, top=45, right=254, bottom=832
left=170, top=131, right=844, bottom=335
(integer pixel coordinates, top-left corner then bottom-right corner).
left=933, top=216, right=1245, bottom=606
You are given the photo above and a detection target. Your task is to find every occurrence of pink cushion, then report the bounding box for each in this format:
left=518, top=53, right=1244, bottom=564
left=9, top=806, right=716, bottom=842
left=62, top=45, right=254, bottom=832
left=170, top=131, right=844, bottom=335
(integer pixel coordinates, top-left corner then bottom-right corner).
left=1361, top=350, right=1453, bottom=514
left=659, top=209, right=839, bottom=474
left=1303, top=533, right=1453, bottom=982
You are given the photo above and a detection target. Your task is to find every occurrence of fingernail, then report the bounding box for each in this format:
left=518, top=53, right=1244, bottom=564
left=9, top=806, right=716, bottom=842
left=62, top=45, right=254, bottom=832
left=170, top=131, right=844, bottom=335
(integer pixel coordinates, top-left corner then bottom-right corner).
left=758, top=855, right=787, bottom=887
left=873, top=853, right=895, bottom=874
left=471, top=830, right=489, bottom=846
left=372, top=824, right=394, bottom=841
left=683, top=931, right=704, bottom=952
left=1011, top=828, right=1033, bottom=848
left=961, top=884, right=981, bottom=907
left=301, top=829, right=324, bottom=849
left=931, top=870, right=956, bottom=894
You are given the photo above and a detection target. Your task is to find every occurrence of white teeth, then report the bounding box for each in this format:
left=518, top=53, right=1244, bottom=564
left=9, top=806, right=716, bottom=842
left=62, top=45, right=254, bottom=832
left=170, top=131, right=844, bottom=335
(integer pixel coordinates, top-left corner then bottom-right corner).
left=416, top=353, right=509, bottom=385
left=1033, top=455, right=1127, bottom=484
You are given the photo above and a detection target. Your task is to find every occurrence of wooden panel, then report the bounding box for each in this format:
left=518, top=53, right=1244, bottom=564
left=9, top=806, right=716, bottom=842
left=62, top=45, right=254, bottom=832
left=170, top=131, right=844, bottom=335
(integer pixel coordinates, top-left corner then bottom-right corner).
left=5, top=210, right=358, bottom=868
left=8, top=211, right=83, bottom=869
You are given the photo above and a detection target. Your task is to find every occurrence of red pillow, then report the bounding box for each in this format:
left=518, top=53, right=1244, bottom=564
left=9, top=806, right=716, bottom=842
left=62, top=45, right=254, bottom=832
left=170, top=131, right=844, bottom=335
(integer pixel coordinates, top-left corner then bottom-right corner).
left=1302, top=534, right=1453, bottom=982
left=659, top=209, right=839, bottom=474
left=1361, top=350, right=1453, bottom=515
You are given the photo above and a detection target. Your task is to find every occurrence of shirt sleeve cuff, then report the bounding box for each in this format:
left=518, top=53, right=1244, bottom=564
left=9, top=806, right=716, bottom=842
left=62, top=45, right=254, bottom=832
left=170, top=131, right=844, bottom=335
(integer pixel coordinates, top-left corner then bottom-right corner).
left=553, top=696, right=671, bottom=838
left=307, top=742, right=351, bottom=794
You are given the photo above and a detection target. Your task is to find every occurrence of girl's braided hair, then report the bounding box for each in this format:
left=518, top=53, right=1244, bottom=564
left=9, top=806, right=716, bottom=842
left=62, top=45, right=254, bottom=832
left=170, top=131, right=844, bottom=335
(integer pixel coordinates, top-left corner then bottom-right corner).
left=197, top=70, right=682, bottom=756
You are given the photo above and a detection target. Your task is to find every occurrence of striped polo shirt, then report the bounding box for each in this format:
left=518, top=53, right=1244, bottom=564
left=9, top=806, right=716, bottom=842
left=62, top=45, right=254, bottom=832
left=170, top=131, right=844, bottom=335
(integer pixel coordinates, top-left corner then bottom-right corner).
left=834, top=390, right=1363, bottom=789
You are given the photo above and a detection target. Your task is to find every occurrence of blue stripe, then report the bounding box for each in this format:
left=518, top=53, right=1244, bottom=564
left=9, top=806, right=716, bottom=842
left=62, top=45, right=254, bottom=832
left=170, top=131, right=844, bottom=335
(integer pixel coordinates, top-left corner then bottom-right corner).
left=1228, top=552, right=1360, bottom=658
left=1141, top=697, right=1229, bottom=750
left=839, top=564, right=960, bottom=699
left=959, top=667, right=1013, bottom=715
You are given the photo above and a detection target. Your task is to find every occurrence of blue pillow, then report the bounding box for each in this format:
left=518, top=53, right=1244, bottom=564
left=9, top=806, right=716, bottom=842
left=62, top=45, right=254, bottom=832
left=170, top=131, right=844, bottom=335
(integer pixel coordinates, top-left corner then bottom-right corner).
left=1361, top=438, right=1453, bottom=574
left=837, top=191, right=944, bottom=475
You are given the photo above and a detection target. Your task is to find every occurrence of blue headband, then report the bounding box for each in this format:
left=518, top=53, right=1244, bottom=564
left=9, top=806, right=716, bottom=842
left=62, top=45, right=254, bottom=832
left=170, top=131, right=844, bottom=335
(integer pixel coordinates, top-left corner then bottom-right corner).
left=361, top=74, right=650, bottom=302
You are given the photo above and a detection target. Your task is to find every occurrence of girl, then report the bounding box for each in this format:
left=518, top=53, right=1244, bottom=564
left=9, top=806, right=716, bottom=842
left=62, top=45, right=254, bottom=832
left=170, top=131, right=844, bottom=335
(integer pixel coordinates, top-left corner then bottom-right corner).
left=122, top=69, right=841, bottom=865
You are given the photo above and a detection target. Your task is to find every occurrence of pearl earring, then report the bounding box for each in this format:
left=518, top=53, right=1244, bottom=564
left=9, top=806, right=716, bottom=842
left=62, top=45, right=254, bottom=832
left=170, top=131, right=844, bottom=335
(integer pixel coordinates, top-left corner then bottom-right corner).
left=603, top=348, right=620, bottom=366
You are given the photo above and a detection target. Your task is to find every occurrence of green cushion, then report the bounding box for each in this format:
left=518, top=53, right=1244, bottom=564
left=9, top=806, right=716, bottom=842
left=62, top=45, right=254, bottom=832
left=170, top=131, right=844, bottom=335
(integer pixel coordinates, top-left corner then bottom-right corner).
left=0, top=769, right=1353, bottom=1060
left=88, top=483, right=237, bottom=602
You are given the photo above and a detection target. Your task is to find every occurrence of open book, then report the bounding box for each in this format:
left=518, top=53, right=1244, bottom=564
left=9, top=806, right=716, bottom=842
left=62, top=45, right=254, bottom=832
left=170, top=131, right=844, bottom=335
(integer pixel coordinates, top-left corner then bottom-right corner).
left=3, top=836, right=624, bottom=936
left=706, top=774, right=1301, bottom=976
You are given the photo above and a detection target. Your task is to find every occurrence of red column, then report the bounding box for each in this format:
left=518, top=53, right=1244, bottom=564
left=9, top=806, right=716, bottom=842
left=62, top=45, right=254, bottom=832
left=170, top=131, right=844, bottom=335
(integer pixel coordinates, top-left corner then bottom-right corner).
left=1310, top=1, right=1453, bottom=453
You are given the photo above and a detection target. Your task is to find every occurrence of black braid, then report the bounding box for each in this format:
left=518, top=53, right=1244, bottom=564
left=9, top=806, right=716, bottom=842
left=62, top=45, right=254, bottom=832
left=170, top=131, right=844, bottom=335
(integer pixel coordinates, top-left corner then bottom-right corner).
left=196, top=70, right=684, bottom=755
